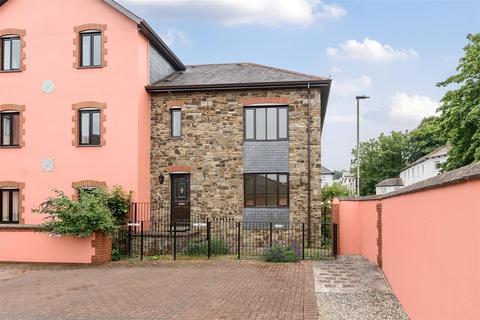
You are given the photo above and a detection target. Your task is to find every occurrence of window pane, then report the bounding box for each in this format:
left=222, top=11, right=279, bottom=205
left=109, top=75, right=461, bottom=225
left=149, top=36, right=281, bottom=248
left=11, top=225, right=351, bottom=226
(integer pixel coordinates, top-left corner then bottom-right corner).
left=81, top=34, right=91, bottom=66
left=2, top=191, right=9, bottom=222
left=12, top=191, right=19, bottom=222
left=11, top=114, right=19, bottom=145
left=91, top=112, right=100, bottom=145
left=2, top=115, right=11, bottom=145
left=3, top=39, right=11, bottom=70
left=80, top=112, right=90, bottom=144
left=93, top=34, right=102, bottom=66
left=244, top=174, right=255, bottom=206
left=266, top=174, right=278, bottom=207
left=245, top=109, right=254, bottom=139
left=172, top=110, right=181, bottom=137
left=278, top=174, right=288, bottom=206
left=255, top=174, right=266, bottom=206
left=266, top=108, right=277, bottom=140
left=278, top=108, right=288, bottom=139
left=255, top=108, right=266, bottom=140
left=11, top=38, right=20, bottom=70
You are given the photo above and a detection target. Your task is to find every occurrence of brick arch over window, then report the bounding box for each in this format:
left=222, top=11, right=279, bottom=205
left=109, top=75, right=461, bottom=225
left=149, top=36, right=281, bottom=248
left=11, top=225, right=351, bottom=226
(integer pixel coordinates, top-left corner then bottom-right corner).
left=72, top=180, right=107, bottom=199
left=241, top=97, right=291, bottom=106
left=73, top=24, right=108, bottom=68
left=0, top=104, right=26, bottom=147
left=0, top=181, right=25, bottom=224
left=72, top=101, right=107, bottom=146
left=0, top=28, right=26, bottom=72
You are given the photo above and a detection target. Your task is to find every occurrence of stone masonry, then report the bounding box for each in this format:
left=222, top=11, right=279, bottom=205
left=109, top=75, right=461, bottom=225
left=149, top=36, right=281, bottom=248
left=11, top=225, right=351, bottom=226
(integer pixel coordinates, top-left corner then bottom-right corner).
left=150, top=88, right=322, bottom=224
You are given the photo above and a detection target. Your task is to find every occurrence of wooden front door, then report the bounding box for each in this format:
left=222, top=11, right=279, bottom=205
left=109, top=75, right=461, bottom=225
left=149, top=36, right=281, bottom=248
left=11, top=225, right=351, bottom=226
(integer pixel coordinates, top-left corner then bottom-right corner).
left=171, top=174, right=191, bottom=225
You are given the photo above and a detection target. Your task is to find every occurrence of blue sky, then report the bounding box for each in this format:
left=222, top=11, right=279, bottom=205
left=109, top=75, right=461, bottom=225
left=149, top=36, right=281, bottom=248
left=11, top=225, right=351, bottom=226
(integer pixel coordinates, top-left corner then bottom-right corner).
left=120, top=0, right=480, bottom=170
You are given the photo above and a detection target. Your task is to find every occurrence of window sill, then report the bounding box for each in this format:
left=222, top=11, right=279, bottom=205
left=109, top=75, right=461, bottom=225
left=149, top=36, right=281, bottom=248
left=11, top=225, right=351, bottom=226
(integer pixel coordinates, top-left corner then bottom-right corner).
left=0, top=69, right=22, bottom=73
left=75, top=144, right=103, bottom=148
left=76, top=65, right=104, bottom=70
left=244, top=139, right=289, bottom=142
left=0, top=145, right=22, bottom=149
left=244, top=206, right=289, bottom=209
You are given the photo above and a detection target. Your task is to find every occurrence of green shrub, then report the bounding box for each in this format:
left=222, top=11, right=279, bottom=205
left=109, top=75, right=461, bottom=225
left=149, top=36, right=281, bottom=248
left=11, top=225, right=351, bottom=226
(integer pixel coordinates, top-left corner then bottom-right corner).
left=111, top=248, right=127, bottom=261
left=35, top=190, right=117, bottom=237
left=106, top=186, right=131, bottom=224
left=264, top=245, right=300, bottom=263
left=185, top=238, right=229, bottom=256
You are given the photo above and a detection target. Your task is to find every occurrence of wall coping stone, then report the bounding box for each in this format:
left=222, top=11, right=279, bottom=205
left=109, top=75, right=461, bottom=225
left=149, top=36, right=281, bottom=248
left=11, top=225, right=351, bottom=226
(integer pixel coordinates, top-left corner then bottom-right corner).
left=338, top=162, right=480, bottom=201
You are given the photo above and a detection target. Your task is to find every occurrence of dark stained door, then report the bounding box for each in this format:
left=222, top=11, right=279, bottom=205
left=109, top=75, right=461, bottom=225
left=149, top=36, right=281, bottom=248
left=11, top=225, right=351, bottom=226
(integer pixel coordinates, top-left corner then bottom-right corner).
left=171, top=174, right=190, bottom=226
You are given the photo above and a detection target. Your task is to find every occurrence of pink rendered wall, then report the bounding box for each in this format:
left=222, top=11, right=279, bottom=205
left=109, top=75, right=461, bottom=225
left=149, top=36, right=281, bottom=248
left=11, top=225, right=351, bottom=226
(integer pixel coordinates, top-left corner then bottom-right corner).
left=338, top=200, right=378, bottom=264
left=338, top=179, right=480, bottom=320
left=0, top=231, right=95, bottom=263
left=0, top=0, right=151, bottom=223
left=381, top=180, right=480, bottom=320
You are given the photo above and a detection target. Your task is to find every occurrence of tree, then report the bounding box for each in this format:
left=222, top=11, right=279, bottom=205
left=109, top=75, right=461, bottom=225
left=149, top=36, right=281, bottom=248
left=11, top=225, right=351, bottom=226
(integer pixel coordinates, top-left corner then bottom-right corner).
left=333, top=170, right=343, bottom=180
left=321, top=183, right=351, bottom=203
left=437, top=33, right=480, bottom=170
left=351, top=131, right=408, bottom=195
left=406, top=116, right=447, bottom=163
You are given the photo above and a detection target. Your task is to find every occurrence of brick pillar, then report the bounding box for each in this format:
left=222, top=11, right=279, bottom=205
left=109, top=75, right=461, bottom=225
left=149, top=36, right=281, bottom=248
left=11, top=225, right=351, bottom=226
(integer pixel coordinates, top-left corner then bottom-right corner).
left=91, top=232, right=112, bottom=264
left=331, top=202, right=340, bottom=255
left=376, top=202, right=383, bottom=268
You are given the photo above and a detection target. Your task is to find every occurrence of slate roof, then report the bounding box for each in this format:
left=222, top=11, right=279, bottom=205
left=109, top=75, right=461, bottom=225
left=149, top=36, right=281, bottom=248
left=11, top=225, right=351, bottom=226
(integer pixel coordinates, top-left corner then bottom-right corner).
left=149, top=63, right=330, bottom=87
left=321, top=166, right=334, bottom=174
left=376, top=178, right=404, bottom=187
left=402, top=144, right=451, bottom=171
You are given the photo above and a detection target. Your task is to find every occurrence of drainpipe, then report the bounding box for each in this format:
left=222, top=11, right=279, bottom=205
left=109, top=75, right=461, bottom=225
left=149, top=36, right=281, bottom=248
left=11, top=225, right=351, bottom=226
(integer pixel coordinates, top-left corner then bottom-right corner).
left=307, top=83, right=312, bottom=246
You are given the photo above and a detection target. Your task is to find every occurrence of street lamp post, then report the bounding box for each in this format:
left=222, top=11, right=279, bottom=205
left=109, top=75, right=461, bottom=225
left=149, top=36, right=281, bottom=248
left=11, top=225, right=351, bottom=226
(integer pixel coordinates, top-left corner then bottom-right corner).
left=355, top=95, right=370, bottom=196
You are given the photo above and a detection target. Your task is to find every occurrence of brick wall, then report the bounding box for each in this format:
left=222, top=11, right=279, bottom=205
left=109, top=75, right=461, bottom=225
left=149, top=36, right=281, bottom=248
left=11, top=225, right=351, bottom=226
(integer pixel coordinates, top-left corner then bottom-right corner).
left=91, top=232, right=112, bottom=264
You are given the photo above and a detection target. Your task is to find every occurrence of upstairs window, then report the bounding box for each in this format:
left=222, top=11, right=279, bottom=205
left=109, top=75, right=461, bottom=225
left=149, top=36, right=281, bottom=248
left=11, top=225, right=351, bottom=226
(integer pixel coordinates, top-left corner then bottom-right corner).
left=1, top=189, right=19, bottom=224
left=80, top=31, right=102, bottom=67
left=171, top=108, right=181, bottom=138
left=244, top=173, right=289, bottom=207
left=79, top=109, right=101, bottom=146
left=244, top=106, right=288, bottom=141
left=1, top=35, right=21, bottom=71
left=0, top=112, right=20, bottom=146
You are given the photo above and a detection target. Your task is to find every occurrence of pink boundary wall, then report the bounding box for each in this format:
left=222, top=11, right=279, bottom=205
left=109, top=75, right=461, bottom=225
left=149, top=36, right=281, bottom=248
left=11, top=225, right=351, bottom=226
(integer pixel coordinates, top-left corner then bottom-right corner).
left=0, top=229, right=95, bottom=264
left=337, top=179, right=480, bottom=320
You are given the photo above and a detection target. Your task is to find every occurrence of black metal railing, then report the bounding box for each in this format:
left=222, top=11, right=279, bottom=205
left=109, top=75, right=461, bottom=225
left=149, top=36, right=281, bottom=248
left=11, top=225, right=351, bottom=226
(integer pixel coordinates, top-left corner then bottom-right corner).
left=113, top=216, right=338, bottom=261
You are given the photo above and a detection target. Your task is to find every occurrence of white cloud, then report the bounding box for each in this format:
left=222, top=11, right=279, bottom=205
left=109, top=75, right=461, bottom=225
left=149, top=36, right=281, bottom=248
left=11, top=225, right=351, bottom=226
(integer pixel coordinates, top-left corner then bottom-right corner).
left=389, top=93, right=439, bottom=123
left=330, top=66, right=342, bottom=73
left=332, top=75, right=372, bottom=96
left=120, top=0, right=346, bottom=26
left=160, top=28, right=190, bottom=47
left=327, top=38, right=418, bottom=62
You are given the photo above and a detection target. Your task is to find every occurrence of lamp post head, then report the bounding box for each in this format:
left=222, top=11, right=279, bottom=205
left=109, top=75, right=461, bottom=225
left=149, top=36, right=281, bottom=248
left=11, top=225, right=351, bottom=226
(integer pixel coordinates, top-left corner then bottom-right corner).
left=356, top=95, right=370, bottom=100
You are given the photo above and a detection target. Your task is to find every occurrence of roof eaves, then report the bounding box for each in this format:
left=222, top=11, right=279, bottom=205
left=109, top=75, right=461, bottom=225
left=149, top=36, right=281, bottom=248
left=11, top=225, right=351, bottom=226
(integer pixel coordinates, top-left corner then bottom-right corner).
left=401, top=144, right=450, bottom=171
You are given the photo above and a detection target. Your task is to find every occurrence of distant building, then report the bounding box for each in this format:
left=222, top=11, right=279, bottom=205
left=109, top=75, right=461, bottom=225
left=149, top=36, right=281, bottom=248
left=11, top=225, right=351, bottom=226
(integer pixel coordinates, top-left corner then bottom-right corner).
left=321, top=166, right=334, bottom=187
left=400, top=145, right=451, bottom=186
left=376, top=178, right=404, bottom=195
left=340, top=171, right=356, bottom=194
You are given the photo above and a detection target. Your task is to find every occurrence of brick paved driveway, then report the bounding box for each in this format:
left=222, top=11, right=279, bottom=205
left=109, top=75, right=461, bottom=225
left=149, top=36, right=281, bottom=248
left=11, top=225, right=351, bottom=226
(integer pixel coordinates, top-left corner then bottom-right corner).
left=0, top=260, right=317, bottom=320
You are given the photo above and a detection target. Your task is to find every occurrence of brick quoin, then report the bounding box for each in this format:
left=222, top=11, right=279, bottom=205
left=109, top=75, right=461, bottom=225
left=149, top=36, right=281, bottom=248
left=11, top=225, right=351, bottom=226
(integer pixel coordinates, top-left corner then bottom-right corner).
left=376, top=202, right=383, bottom=268
left=241, top=97, right=291, bottom=106
left=91, top=232, right=112, bottom=264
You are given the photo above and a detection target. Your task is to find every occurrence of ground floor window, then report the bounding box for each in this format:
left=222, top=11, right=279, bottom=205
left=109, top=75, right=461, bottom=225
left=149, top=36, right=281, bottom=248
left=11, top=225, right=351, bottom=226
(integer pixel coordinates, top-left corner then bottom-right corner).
left=0, top=189, right=19, bottom=223
left=244, top=173, right=289, bottom=207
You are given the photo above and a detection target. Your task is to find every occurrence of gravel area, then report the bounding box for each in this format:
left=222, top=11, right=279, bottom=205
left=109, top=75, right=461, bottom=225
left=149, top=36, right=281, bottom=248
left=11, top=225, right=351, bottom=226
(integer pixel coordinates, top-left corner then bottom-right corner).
left=313, top=256, right=409, bottom=320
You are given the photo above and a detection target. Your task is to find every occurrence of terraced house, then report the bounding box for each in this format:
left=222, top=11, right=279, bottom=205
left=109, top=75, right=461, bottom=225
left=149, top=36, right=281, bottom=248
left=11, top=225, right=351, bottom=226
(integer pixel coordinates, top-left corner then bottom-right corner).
left=0, top=0, right=331, bottom=262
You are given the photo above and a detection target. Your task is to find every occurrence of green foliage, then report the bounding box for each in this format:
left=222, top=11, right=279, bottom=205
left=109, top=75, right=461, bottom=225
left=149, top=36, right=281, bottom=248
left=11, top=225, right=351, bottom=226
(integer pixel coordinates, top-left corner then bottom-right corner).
left=437, top=33, right=480, bottom=171
left=111, top=248, right=127, bottom=261
left=333, top=170, right=343, bottom=180
left=264, top=245, right=300, bottom=263
left=35, top=189, right=117, bottom=237
left=321, top=183, right=351, bottom=203
left=406, top=117, right=447, bottom=163
left=106, top=186, right=131, bottom=224
left=352, top=131, right=409, bottom=195
left=185, top=238, right=229, bottom=256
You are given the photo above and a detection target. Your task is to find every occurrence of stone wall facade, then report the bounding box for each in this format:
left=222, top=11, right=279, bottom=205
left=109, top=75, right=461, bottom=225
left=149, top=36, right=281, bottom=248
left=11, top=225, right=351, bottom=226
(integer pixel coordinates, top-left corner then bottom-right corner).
left=150, top=88, right=322, bottom=225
